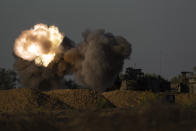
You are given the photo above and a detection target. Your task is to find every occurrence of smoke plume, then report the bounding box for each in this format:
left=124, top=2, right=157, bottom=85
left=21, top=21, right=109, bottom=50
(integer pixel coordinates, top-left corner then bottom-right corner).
left=14, top=24, right=131, bottom=92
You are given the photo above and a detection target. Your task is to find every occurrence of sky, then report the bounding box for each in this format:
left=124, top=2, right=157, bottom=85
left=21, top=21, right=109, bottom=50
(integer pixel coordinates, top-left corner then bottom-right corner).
left=0, top=0, right=196, bottom=79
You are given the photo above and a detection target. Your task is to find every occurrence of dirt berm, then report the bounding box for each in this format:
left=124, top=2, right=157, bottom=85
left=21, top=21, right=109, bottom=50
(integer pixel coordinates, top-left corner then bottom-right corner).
left=0, top=88, right=160, bottom=111
left=0, top=88, right=70, bottom=112
left=103, top=90, right=160, bottom=108
left=45, top=89, right=115, bottom=109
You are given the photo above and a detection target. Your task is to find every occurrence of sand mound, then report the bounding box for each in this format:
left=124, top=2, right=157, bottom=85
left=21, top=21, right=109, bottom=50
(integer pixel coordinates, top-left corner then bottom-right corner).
left=103, top=90, right=159, bottom=108
left=176, top=94, right=196, bottom=107
left=45, top=89, right=114, bottom=109
left=0, top=88, right=70, bottom=112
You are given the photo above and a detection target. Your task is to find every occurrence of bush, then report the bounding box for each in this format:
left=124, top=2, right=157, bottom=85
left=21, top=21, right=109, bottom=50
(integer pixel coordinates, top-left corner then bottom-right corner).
left=0, top=68, right=17, bottom=90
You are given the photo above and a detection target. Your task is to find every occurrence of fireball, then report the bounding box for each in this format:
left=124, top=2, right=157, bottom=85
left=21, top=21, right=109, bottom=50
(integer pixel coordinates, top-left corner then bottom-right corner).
left=14, top=24, right=64, bottom=67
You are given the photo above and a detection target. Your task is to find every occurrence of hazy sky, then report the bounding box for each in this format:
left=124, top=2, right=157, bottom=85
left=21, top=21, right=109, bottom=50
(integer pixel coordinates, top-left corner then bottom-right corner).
left=0, top=0, right=196, bottom=79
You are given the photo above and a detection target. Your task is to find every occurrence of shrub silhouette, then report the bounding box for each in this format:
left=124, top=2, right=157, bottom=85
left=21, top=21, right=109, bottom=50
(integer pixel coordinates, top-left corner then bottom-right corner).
left=0, top=68, right=17, bottom=90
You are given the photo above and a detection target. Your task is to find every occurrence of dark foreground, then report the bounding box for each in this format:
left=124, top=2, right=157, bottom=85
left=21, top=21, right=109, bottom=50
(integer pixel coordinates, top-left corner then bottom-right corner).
left=0, top=105, right=196, bottom=131
left=0, top=88, right=195, bottom=131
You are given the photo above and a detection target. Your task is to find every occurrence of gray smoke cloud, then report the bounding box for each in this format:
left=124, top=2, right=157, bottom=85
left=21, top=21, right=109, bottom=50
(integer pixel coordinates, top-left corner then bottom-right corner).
left=14, top=29, right=132, bottom=92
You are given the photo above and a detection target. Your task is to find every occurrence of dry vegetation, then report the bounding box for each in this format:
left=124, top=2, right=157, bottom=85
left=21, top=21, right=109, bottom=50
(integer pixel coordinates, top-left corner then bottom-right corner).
left=176, top=94, right=196, bottom=109
left=45, top=89, right=114, bottom=109
left=0, top=88, right=195, bottom=131
left=0, top=88, right=70, bottom=112
left=103, top=90, right=161, bottom=108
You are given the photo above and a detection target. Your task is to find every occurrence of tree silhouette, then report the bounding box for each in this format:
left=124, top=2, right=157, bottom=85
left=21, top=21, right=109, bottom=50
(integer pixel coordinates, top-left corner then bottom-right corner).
left=193, top=66, right=196, bottom=73
left=0, top=68, right=17, bottom=90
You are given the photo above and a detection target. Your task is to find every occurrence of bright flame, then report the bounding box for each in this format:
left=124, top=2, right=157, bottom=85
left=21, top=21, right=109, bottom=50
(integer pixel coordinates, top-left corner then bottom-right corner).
left=14, top=24, right=64, bottom=67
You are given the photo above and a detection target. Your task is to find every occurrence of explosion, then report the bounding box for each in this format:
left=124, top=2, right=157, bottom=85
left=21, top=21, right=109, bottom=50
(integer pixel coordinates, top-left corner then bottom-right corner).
left=14, top=24, right=64, bottom=67
left=14, top=24, right=132, bottom=92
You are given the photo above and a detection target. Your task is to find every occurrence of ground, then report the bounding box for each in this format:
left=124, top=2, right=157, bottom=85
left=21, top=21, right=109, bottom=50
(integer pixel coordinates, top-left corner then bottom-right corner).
left=0, top=88, right=195, bottom=131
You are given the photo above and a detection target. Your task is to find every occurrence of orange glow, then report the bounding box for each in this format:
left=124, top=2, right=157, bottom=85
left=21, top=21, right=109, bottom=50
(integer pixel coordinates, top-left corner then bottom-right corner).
left=14, top=24, right=64, bottom=67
